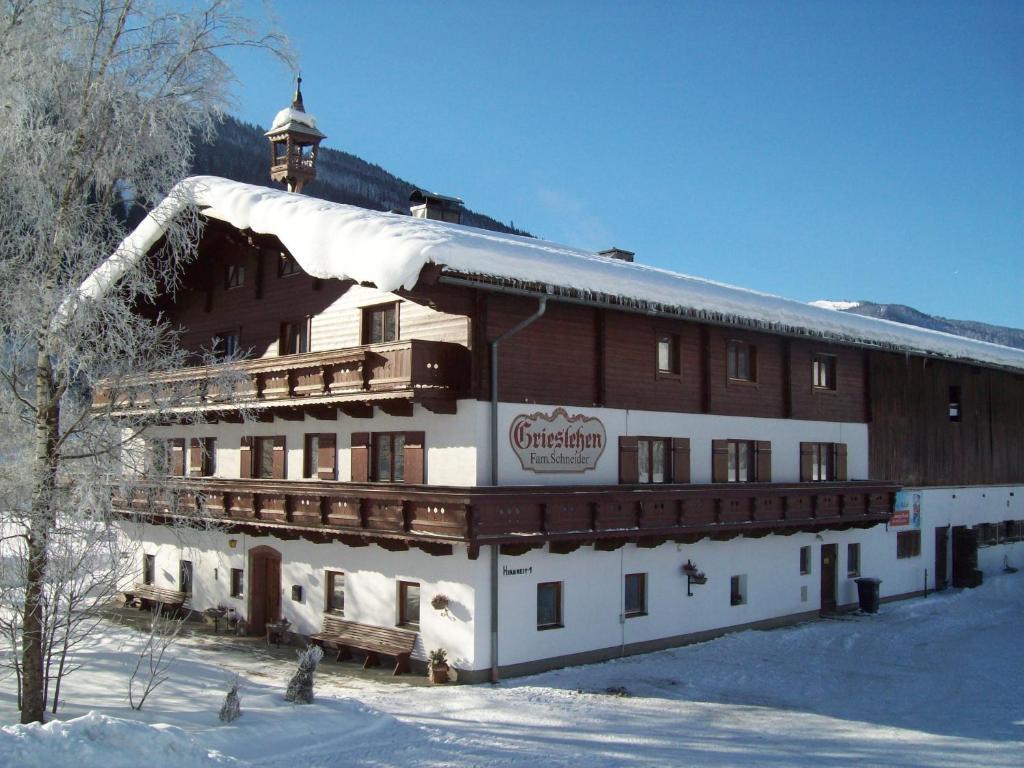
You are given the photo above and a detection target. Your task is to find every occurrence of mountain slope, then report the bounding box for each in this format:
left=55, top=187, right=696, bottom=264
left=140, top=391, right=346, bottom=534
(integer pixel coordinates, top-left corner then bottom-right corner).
left=814, top=301, right=1024, bottom=351
left=190, top=115, right=529, bottom=236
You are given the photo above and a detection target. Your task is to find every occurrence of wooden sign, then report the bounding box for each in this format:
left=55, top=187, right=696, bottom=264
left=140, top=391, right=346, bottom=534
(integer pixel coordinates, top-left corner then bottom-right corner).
left=509, top=408, right=606, bottom=473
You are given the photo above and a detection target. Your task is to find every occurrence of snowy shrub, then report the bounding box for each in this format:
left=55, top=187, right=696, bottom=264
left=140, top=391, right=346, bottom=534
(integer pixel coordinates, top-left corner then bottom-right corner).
left=219, top=675, right=241, bottom=723
left=284, top=645, right=324, bottom=704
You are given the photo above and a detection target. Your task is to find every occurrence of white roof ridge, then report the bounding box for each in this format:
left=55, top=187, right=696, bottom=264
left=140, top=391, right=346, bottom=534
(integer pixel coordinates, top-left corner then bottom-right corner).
left=83, top=175, right=1024, bottom=373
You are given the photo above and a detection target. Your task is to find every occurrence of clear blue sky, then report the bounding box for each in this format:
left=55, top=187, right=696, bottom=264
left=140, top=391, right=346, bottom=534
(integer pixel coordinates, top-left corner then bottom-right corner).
left=225, top=1, right=1023, bottom=328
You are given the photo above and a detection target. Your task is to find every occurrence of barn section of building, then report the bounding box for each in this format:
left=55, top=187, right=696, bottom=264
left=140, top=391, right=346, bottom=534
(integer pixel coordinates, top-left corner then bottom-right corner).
left=101, top=175, right=1024, bottom=682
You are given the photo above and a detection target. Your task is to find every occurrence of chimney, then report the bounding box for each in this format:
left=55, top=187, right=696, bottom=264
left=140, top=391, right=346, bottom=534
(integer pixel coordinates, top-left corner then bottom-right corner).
left=410, top=189, right=464, bottom=224
left=598, top=247, right=635, bottom=263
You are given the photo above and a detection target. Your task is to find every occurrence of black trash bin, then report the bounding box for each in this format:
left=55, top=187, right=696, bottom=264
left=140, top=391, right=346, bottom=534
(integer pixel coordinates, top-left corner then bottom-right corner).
left=854, top=577, right=882, bottom=613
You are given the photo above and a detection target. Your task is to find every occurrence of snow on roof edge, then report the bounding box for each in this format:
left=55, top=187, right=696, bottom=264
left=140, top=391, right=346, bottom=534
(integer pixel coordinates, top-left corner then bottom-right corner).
left=83, top=175, right=1024, bottom=374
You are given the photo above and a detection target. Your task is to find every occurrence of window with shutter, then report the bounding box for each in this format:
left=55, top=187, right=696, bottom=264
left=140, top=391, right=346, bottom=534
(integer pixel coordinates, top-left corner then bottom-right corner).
left=239, top=436, right=254, bottom=479
left=317, top=433, right=337, bottom=480
left=403, top=432, right=425, bottom=484
left=190, top=437, right=215, bottom=477
left=671, top=438, right=691, bottom=484
left=168, top=439, right=186, bottom=477
left=799, top=442, right=845, bottom=481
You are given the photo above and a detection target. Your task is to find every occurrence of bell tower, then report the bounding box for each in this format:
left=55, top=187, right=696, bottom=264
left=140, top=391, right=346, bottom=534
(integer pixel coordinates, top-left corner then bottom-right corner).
left=265, top=77, right=326, bottom=193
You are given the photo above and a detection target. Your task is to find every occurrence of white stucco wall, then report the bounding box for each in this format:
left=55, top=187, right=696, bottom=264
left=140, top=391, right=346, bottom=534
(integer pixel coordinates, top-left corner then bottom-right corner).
left=483, top=403, right=869, bottom=487
left=119, top=521, right=487, bottom=670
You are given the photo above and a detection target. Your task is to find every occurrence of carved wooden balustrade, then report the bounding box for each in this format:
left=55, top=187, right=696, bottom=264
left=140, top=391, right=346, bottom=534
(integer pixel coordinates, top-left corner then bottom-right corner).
left=114, top=478, right=898, bottom=555
left=92, top=339, right=470, bottom=418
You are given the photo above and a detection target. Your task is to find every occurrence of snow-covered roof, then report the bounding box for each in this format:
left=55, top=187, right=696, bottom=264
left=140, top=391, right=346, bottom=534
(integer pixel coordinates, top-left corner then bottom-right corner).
left=266, top=107, right=324, bottom=138
left=86, top=175, right=1024, bottom=373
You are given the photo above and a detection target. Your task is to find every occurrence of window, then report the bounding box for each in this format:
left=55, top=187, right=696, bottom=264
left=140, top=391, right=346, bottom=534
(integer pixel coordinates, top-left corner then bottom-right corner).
left=225, top=264, right=245, bottom=289
left=537, top=581, right=563, bottom=629
left=189, top=437, right=216, bottom=477
left=727, top=340, right=756, bottom=382
left=230, top=568, right=244, bottom=598
left=254, top=436, right=285, bottom=479
left=304, top=433, right=337, bottom=480
left=637, top=438, right=670, bottom=483
left=373, top=432, right=407, bottom=482
left=799, top=546, right=811, bottom=575
left=362, top=302, right=398, bottom=344
left=730, top=575, right=747, bottom=606
left=1004, top=520, right=1023, bottom=543
left=847, top=543, right=861, bottom=577
left=948, top=386, right=961, bottom=422
left=812, top=354, right=837, bottom=390
left=211, top=331, right=240, bottom=360
left=143, top=554, right=155, bottom=585
left=624, top=573, right=647, bottom=617
left=398, top=581, right=420, bottom=627
left=278, top=253, right=300, bottom=277
left=656, top=333, right=679, bottom=375
left=179, top=560, right=193, bottom=595
left=279, top=319, right=310, bottom=355
left=896, top=530, right=921, bottom=559
left=326, top=571, right=345, bottom=614
left=712, top=439, right=770, bottom=483
left=808, top=443, right=834, bottom=481
left=728, top=440, right=754, bottom=483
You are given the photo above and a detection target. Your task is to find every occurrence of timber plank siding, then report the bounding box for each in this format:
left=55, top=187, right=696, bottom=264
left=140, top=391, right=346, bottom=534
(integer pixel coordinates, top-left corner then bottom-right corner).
left=868, top=353, right=1024, bottom=485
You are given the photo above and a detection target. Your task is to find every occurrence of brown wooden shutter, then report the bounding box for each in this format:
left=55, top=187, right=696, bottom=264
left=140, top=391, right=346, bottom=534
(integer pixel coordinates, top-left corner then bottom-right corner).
left=755, top=440, right=772, bottom=482
left=189, top=438, right=204, bottom=476
left=618, top=436, right=639, bottom=484
left=403, top=431, right=425, bottom=485
left=272, top=436, right=286, bottom=479
left=170, top=440, right=185, bottom=477
left=835, top=442, right=848, bottom=481
left=671, top=438, right=690, bottom=484
left=799, top=442, right=814, bottom=482
left=239, top=436, right=253, bottom=479
left=711, top=439, right=729, bottom=483
left=350, top=432, right=370, bottom=482
left=317, top=433, right=337, bottom=480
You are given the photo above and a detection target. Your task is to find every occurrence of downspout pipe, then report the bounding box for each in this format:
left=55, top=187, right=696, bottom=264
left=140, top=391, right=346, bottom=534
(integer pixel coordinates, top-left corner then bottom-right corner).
left=488, top=294, right=547, bottom=683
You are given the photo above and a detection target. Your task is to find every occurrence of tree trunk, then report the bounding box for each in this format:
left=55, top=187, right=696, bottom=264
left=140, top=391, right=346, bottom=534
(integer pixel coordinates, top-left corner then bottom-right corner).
left=21, top=351, right=59, bottom=724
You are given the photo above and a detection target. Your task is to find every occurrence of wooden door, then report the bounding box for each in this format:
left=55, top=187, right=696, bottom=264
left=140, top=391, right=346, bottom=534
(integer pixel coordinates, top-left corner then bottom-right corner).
left=820, top=543, right=837, bottom=613
left=935, top=527, right=949, bottom=590
left=248, top=546, right=281, bottom=635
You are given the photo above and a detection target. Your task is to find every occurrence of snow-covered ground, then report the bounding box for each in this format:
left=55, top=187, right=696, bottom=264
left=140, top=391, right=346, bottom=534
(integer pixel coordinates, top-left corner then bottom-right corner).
left=2, top=575, right=1022, bottom=767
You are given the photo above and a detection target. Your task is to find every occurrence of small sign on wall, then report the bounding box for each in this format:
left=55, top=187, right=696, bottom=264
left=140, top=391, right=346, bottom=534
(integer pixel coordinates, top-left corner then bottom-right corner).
left=509, top=408, right=606, bottom=473
left=891, top=491, right=922, bottom=529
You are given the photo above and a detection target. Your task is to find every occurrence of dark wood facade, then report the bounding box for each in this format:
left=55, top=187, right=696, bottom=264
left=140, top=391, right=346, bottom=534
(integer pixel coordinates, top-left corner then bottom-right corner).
left=140, top=220, right=1024, bottom=492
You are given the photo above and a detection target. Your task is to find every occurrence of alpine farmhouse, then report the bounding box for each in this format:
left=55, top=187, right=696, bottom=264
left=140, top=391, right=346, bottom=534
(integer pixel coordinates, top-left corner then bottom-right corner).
left=101, top=87, right=1024, bottom=681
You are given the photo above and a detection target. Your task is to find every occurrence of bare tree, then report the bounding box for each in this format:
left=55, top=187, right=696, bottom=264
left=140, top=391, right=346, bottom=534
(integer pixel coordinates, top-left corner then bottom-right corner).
left=127, top=605, right=184, bottom=710
left=0, top=0, right=289, bottom=723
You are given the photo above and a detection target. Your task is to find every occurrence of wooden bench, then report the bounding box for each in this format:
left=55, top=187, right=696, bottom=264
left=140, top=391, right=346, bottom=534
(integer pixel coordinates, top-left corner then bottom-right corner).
left=310, top=615, right=417, bottom=675
left=123, top=583, right=187, bottom=613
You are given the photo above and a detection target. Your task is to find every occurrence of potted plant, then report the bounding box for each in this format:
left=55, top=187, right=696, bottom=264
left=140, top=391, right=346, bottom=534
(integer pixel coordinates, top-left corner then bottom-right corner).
left=428, top=647, right=449, bottom=684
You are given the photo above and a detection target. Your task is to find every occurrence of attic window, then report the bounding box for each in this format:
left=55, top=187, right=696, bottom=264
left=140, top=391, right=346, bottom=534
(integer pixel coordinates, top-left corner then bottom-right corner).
left=363, top=303, right=399, bottom=344
left=225, top=264, right=245, bottom=290
left=278, top=253, right=300, bottom=277
left=949, top=386, right=961, bottom=422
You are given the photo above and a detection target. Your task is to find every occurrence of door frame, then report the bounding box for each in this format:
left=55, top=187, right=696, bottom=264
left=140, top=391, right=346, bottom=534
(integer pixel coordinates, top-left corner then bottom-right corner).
left=820, top=543, right=838, bottom=614
left=935, top=526, right=949, bottom=590
left=248, top=545, right=282, bottom=636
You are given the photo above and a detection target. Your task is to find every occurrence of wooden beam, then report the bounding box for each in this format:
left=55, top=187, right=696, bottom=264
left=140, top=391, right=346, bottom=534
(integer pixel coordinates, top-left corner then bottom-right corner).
left=593, top=539, right=625, bottom=552
left=379, top=400, right=414, bottom=418
left=338, top=534, right=369, bottom=548
left=276, top=407, right=306, bottom=421
left=500, top=543, right=541, bottom=556
left=306, top=406, right=338, bottom=421
left=339, top=402, right=373, bottom=419
left=375, top=538, right=410, bottom=552
left=419, top=398, right=457, bottom=415
left=411, top=541, right=454, bottom=557
left=549, top=541, right=582, bottom=555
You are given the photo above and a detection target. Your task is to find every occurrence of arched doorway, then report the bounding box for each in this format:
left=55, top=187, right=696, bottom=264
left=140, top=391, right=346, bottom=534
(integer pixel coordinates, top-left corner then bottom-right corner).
left=248, top=545, right=282, bottom=636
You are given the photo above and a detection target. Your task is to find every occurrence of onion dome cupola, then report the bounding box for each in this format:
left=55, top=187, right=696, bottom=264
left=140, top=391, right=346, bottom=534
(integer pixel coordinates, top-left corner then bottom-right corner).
left=265, top=77, right=326, bottom=194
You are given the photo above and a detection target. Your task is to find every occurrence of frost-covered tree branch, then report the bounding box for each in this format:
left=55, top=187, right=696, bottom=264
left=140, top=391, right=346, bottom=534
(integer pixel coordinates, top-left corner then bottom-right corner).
left=0, top=0, right=291, bottom=724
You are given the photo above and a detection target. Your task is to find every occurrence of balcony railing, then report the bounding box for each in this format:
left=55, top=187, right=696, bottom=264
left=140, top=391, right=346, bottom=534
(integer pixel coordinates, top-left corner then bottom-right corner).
left=114, top=478, right=898, bottom=550
left=93, top=339, right=470, bottom=416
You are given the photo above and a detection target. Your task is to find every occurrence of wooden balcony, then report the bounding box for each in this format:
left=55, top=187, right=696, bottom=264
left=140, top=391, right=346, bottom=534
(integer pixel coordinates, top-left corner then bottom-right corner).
left=114, top=478, right=898, bottom=555
left=93, top=339, right=470, bottom=418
